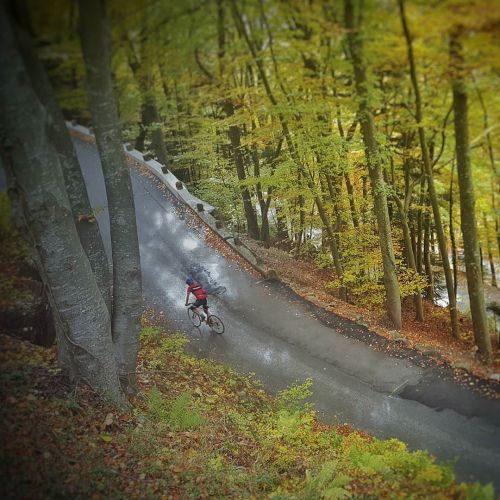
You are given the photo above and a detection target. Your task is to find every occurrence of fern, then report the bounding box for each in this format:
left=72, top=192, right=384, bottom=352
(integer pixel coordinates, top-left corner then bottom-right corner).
left=297, top=461, right=352, bottom=499
left=147, top=387, right=205, bottom=430
left=168, top=391, right=205, bottom=430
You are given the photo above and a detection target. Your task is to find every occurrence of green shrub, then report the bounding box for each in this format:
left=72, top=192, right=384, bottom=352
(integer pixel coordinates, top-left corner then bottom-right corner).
left=276, top=378, right=313, bottom=413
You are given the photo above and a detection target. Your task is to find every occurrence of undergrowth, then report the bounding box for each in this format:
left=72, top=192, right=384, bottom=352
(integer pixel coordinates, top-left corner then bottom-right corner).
left=0, top=325, right=495, bottom=499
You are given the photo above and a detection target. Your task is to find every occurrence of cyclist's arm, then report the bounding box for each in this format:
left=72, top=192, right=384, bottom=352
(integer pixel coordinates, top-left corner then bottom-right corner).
left=185, top=287, right=191, bottom=305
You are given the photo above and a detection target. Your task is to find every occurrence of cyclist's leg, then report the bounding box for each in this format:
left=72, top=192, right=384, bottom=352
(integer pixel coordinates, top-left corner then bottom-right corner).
left=193, top=299, right=205, bottom=320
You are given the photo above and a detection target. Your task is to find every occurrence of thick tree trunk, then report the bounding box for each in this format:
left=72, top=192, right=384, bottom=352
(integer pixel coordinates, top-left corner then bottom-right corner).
left=12, top=4, right=111, bottom=311
left=399, top=0, right=459, bottom=336
left=79, top=0, right=143, bottom=390
left=450, top=31, right=492, bottom=362
left=0, top=5, right=126, bottom=407
left=345, top=0, right=402, bottom=328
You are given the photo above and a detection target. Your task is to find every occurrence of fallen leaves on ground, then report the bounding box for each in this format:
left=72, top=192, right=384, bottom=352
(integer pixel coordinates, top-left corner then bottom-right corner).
left=243, top=237, right=500, bottom=399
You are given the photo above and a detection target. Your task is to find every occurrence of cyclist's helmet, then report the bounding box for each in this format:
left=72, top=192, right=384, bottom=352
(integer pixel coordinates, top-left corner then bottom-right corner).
left=186, top=277, right=194, bottom=285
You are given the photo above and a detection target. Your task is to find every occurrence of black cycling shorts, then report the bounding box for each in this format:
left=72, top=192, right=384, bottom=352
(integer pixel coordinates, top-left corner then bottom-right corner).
left=192, top=298, right=208, bottom=311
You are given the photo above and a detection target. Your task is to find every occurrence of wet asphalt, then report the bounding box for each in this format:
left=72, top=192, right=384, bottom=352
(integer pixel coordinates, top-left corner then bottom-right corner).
left=56, top=139, right=500, bottom=487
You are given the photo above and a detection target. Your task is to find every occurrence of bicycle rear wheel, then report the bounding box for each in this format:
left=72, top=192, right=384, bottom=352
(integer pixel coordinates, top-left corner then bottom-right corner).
left=187, top=308, right=202, bottom=327
left=207, top=314, right=224, bottom=334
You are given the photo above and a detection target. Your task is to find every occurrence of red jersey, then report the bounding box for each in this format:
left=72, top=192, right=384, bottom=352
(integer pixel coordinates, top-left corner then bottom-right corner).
left=186, top=281, right=208, bottom=300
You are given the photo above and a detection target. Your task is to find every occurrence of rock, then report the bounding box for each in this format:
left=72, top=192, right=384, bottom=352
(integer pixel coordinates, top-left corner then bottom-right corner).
left=452, top=361, right=471, bottom=371
left=415, top=344, right=441, bottom=357
left=488, top=373, right=500, bottom=381
left=388, top=330, right=400, bottom=340
left=394, top=338, right=410, bottom=346
left=354, top=314, right=363, bottom=322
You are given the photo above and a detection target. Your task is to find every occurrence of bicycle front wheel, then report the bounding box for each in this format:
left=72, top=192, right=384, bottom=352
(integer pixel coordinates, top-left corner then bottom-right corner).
left=207, top=314, right=224, bottom=334
left=187, top=308, right=202, bottom=327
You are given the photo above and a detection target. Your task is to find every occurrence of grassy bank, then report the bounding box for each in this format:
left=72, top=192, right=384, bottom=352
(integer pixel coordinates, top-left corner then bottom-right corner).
left=0, top=324, right=494, bottom=499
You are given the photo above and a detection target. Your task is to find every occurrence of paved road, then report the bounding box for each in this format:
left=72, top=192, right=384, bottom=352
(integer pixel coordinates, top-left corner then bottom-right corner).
left=74, top=137, right=500, bottom=487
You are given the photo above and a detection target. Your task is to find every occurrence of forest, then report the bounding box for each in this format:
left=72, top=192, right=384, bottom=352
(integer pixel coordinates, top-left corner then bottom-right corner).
left=1, top=0, right=499, bottom=497
left=35, top=0, right=500, bottom=354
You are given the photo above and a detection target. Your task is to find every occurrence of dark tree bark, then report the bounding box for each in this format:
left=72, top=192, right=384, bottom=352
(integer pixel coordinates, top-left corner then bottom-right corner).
left=345, top=0, right=402, bottom=328
left=225, top=106, right=260, bottom=240
left=127, top=39, right=170, bottom=167
left=399, top=0, right=459, bottom=336
left=0, top=3, right=126, bottom=407
left=450, top=30, right=492, bottom=362
left=79, top=0, right=143, bottom=390
left=11, top=1, right=111, bottom=311
left=450, top=162, right=458, bottom=300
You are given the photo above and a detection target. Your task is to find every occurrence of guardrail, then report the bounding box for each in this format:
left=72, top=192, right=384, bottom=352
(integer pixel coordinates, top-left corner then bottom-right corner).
left=66, top=121, right=276, bottom=279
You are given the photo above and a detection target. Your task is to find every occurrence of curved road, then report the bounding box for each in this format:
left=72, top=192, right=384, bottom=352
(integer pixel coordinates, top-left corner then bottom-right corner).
left=75, top=138, right=500, bottom=488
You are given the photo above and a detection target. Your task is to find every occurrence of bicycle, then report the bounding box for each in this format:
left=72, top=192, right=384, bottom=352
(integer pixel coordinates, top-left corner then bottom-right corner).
left=186, top=303, right=225, bottom=334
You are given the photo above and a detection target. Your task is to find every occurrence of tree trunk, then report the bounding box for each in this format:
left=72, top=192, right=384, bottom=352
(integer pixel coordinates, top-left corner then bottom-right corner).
left=226, top=119, right=260, bottom=239
left=423, top=210, right=434, bottom=300
left=344, top=173, right=359, bottom=228
left=12, top=3, right=111, bottom=311
left=0, top=4, right=127, bottom=407
left=399, top=0, right=459, bottom=336
left=394, top=197, right=424, bottom=321
left=250, top=145, right=271, bottom=247
left=79, top=0, right=143, bottom=390
left=450, top=163, right=458, bottom=299
left=474, top=80, right=500, bottom=260
left=231, top=0, right=347, bottom=297
left=450, top=31, right=492, bottom=362
left=483, top=214, right=497, bottom=288
left=345, top=0, right=402, bottom=328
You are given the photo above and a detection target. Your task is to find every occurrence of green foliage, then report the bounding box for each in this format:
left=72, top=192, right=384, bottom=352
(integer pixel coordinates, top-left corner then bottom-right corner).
left=328, top=225, right=386, bottom=307
left=463, top=482, right=495, bottom=500
left=140, top=326, right=163, bottom=345
left=276, top=378, right=313, bottom=413
left=147, top=387, right=205, bottom=430
left=296, top=462, right=352, bottom=500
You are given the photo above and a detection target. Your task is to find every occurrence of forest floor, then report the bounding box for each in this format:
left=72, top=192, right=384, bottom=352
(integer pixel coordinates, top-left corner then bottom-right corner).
left=243, top=238, right=500, bottom=391
left=0, top=325, right=494, bottom=499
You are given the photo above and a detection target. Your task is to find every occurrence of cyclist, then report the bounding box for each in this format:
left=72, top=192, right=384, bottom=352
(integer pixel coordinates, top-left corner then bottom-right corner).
left=185, top=277, right=209, bottom=321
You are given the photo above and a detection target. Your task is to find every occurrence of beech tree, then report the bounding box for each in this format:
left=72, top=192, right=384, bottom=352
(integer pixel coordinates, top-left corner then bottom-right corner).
left=344, top=0, right=402, bottom=328
left=25, top=0, right=499, bottom=357
left=78, top=0, right=143, bottom=392
left=450, top=29, right=492, bottom=362
left=0, top=2, right=127, bottom=407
